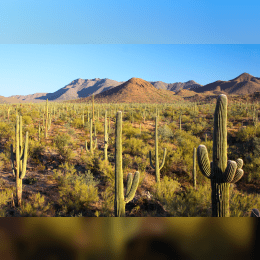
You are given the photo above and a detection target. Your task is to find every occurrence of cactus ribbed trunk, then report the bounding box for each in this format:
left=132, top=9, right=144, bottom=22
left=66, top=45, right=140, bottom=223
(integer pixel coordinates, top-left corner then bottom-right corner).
left=193, top=147, right=196, bottom=189
left=104, top=110, right=108, bottom=161
left=114, top=111, right=140, bottom=217
left=197, top=94, right=244, bottom=217
left=114, top=111, right=125, bottom=217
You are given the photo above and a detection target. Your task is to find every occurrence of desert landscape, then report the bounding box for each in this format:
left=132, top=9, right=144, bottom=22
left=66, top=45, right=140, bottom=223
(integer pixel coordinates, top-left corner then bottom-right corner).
left=0, top=73, right=260, bottom=217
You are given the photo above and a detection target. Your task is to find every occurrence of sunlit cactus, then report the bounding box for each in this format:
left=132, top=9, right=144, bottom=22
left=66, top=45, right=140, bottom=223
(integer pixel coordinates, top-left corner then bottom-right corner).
left=197, top=94, right=244, bottom=217
left=114, top=111, right=140, bottom=217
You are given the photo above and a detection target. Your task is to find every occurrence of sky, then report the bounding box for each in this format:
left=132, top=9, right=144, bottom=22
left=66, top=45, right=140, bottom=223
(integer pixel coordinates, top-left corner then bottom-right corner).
left=0, top=1, right=260, bottom=97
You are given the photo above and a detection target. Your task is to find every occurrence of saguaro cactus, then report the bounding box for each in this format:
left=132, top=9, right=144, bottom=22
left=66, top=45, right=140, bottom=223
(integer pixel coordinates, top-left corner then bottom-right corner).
left=193, top=147, right=196, bottom=189
left=86, top=119, right=97, bottom=154
left=197, top=94, right=244, bottom=217
left=114, top=111, right=140, bottom=217
left=10, top=116, right=29, bottom=207
left=149, top=116, right=167, bottom=183
left=45, top=99, right=48, bottom=139
left=104, top=110, right=108, bottom=161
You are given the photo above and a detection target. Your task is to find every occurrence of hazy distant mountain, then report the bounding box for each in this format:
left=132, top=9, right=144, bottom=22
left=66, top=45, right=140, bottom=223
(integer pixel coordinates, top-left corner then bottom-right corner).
left=7, top=78, right=202, bottom=102
left=193, top=73, right=260, bottom=95
left=149, top=80, right=202, bottom=91
left=73, top=77, right=183, bottom=104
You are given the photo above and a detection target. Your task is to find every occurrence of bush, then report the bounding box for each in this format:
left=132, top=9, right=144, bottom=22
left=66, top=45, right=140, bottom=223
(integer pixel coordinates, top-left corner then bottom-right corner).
left=53, top=165, right=99, bottom=215
left=53, top=133, right=73, bottom=161
left=123, top=138, right=148, bottom=157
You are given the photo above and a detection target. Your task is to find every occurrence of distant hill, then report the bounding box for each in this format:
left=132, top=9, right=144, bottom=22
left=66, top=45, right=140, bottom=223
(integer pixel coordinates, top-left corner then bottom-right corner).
left=193, top=73, right=260, bottom=95
left=7, top=78, right=202, bottom=103
left=0, top=95, right=26, bottom=104
left=150, top=80, right=202, bottom=91
left=72, top=77, right=183, bottom=104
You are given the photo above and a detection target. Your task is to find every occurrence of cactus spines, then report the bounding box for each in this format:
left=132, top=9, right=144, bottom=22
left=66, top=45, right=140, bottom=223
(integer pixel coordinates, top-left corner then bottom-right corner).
left=114, top=111, right=140, bottom=217
left=197, top=94, right=244, bottom=217
left=10, top=116, right=29, bottom=207
left=149, top=116, right=167, bottom=183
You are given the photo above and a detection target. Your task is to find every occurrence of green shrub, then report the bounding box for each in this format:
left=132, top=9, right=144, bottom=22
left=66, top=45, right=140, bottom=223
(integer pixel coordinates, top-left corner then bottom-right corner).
left=123, top=137, right=148, bottom=157
left=53, top=165, right=99, bottom=215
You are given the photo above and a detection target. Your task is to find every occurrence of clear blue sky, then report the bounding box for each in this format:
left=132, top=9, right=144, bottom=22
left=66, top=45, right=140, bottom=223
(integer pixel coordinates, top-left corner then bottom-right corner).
left=0, top=1, right=259, bottom=97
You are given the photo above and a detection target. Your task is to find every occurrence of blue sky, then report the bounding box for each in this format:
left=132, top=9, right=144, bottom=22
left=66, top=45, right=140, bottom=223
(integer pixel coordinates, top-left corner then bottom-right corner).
left=0, top=1, right=259, bottom=96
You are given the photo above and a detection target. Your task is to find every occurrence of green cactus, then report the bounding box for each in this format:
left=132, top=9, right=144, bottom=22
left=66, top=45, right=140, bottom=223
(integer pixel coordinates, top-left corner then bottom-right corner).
left=114, top=111, right=140, bottom=217
left=104, top=110, right=108, bottom=161
left=193, top=147, right=196, bottom=189
left=149, top=116, right=167, bottom=183
left=45, top=99, right=48, bottom=138
left=179, top=114, right=182, bottom=131
left=197, top=94, right=244, bottom=217
left=86, top=119, right=97, bottom=154
left=10, top=116, right=29, bottom=207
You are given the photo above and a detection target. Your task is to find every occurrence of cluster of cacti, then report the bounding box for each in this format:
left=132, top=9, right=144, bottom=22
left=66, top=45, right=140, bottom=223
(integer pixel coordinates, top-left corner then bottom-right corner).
left=197, top=94, right=244, bottom=217
left=114, top=111, right=140, bottom=217
left=149, top=116, right=167, bottom=183
left=10, top=116, right=29, bottom=207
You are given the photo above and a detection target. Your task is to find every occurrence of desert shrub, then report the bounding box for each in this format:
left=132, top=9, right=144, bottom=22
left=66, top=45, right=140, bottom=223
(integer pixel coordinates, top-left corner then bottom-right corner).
left=168, top=122, right=178, bottom=131
left=94, top=158, right=114, bottom=184
left=71, top=118, right=83, bottom=129
left=157, top=125, right=174, bottom=140
left=53, top=133, right=73, bottom=161
left=150, top=175, right=182, bottom=206
left=123, top=138, right=148, bottom=157
left=100, top=184, right=114, bottom=217
left=236, top=126, right=256, bottom=142
left=0, top=188, right=14, bottom=217
left=0, top=122, right=13, bottom=140
left=18, top=192, right=50, bottom=217
left=24, top=124, right=37, bottom=138
left=123, top=122, right=141, bottom=139
left=229, top=185, right=260, bottom=217
left=53, top=165, right=99, bottom=215
left=122, top=154, right=132, bottom=170
left=0, top=152, right=10, bottom=171
left=22, top=116, right=32, bottom=125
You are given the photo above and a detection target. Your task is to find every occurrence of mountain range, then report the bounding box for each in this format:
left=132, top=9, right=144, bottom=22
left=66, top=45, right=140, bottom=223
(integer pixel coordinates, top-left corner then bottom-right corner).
left=4, top=72, right=260, bottom=104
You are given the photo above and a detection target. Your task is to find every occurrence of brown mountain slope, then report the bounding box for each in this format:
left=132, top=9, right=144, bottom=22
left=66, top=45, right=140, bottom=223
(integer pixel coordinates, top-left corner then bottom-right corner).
left=72, top=77, right=183, bottom=104
left=0, top=95, right=26, bottom=104
left=193, top=73, right=260, bottom=95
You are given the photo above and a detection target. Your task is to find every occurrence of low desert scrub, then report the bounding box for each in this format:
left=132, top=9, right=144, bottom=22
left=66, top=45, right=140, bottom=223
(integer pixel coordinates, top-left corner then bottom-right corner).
left=52, top=163, right=99, bottom=216
left=18, top=192, right=51, bottom=217
left=0, top=187, right=14, bottom=217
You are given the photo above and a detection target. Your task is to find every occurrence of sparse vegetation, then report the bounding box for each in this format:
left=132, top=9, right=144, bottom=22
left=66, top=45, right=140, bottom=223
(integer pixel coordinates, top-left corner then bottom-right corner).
left=0, top=92, right=260, bottom=217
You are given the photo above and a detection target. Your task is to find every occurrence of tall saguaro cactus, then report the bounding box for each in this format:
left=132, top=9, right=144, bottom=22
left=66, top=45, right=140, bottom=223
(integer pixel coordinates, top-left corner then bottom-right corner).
left=149, top=116, right=167, bottom=183
left=114, top=111, right=140, bottom=217
left=197, top=94, right=244, bottom=217
left=104, top=110, right=108, bottom=161
left=10, top=116, right=29, bottom=207
left=86, top=119, right=97, bottom=154
left=45, top=99, right=48, bottom=139
left=193, top=147, right=196, bottom=189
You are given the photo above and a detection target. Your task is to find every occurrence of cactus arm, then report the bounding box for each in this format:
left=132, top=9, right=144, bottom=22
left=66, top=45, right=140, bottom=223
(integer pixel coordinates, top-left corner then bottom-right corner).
left=197, top=145, right=212, bottom=178
left=20, top=131, right=28, bottom=179
left=149, top=151, right=155, bottom=169
left=222, top=160, right=237, bottom=183
left=159, top=148, right=167, bottom=171
left=125, top=171, right=140, bottom=204
left=125, top=172, right=133, bottom=198
left=230, top=168, right=244, bottom=184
